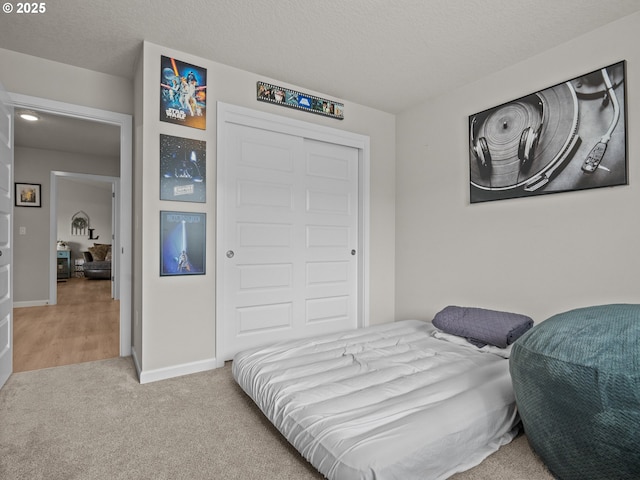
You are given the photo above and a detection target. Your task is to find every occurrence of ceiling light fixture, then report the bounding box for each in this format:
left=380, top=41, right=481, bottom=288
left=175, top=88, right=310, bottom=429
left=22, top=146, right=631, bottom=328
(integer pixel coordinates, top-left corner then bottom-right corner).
left=18, top=111, right=40, bottom=122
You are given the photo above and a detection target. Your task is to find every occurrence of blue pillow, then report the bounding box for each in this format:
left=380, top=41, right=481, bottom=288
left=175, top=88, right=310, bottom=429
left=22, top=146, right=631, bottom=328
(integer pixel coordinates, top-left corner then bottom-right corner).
left=432, top=305, right=533, bottom=348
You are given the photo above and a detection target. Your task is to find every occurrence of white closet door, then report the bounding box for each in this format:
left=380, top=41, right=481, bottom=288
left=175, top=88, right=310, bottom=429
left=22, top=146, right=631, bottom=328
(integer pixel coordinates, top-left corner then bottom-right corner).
left=219, top=123, right=359, bottom=360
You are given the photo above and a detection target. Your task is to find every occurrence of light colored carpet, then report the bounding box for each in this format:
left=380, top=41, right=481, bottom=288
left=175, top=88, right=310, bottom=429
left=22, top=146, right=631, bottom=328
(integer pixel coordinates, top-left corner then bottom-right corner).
left=0, top=357, right=554, bottom=479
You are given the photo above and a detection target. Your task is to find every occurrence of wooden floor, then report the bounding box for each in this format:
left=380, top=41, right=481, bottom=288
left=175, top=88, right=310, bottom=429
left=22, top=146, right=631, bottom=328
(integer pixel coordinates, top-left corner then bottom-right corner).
left=13, top=277, right=120, bottom=372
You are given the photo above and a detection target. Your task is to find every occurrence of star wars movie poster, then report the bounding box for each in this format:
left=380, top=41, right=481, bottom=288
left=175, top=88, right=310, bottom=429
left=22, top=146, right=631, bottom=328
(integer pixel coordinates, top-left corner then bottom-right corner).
left=160, top=134, right=206, bottom=203
left=160, top=211, right=206, bottom=276
left=160, top=56, right=207, bottom=130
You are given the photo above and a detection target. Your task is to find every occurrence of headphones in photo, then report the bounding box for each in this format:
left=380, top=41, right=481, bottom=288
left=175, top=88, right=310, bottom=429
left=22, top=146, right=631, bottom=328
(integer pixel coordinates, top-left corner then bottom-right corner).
left=470, top=94, right=545, bottom=176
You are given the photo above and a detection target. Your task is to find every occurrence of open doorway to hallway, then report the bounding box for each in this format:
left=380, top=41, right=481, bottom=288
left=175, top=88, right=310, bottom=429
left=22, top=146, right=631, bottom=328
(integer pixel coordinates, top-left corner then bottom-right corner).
left=12, top=108, right=122, bottom=371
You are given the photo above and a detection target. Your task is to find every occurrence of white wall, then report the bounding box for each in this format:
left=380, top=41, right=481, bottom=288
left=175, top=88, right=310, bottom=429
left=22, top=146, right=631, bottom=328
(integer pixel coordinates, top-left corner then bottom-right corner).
left=13, top=146, right=119, bottom=303
left=135, top=42, right=396, bottom=377
left=0, top=48, right=133, bottom=115
left=395, top=12, right=640, bottom=324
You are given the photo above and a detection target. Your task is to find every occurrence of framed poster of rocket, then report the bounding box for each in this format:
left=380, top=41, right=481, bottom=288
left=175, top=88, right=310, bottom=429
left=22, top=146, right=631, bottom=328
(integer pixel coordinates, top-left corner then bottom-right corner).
left=469, top=61, right=627, bottom=203
left=160, top=56, right=207, bottom=130
left=160, top=211, right=206, bottom=276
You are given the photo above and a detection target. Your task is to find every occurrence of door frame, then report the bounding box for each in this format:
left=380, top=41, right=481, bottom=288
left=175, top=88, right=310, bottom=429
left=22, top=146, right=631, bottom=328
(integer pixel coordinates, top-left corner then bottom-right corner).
left=0, top=83, right=13, bottom=389
left=50, top=171, right=120, bottom=300
left=8, top=92, right=132, bottom=357
left=215, top=102, right=370, bottom=365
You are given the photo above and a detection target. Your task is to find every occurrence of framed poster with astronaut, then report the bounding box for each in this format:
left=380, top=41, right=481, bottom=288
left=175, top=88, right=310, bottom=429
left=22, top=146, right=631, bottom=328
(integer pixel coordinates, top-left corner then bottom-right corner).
left=160, top=211, right=206, bottom=276
left=160, top=56, right=207, bottom=130
left=160, top=134, right=206, bottom=203
left=469, top=61, right=627, bottom=203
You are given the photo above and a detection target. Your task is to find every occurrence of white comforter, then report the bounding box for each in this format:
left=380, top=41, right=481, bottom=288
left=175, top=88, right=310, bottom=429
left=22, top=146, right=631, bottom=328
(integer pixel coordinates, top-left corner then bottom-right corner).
left=232, top=320, right=519, bottom=480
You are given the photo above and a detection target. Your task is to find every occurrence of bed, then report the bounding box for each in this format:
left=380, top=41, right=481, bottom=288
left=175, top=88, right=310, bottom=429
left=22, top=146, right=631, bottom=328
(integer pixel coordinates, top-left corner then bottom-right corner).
left=233, top=315, right=526, bottom=479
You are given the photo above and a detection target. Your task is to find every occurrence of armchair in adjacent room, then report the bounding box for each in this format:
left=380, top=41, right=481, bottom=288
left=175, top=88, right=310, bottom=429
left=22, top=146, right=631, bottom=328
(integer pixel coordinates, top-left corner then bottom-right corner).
left=82, top=243, right=112, bottom=280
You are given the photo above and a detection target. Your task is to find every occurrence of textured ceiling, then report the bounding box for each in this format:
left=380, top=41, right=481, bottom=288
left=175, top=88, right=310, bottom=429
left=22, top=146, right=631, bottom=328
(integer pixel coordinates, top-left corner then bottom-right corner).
left=1, top=0, right=640, bottom=114
left=3, top=1, right=640, bottom=157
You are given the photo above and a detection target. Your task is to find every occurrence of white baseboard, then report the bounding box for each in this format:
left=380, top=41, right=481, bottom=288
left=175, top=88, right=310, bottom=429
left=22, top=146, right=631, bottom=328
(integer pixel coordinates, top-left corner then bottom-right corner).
left=14, top=300, right=49, bottom=308
left=137, top=356, right=219, bottom=384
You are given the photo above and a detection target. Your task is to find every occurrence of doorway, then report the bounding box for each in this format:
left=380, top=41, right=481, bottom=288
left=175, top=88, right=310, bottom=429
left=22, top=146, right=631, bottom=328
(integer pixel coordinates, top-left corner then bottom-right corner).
left=12, top=171, right=122, bottom=372
left=8, top=93, right=132, bottom=372
left=50, top=172, right=119, bottom=303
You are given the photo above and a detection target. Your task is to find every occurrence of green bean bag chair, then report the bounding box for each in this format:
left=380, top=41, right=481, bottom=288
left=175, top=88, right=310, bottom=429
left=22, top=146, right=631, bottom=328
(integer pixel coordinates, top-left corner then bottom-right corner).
left=509, top=304, right=640, bottom=479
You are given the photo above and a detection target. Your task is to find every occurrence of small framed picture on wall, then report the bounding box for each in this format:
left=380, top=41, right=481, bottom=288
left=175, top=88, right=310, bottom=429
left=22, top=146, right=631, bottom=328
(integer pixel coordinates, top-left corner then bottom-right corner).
left=15, top=183, right=41, bottom=207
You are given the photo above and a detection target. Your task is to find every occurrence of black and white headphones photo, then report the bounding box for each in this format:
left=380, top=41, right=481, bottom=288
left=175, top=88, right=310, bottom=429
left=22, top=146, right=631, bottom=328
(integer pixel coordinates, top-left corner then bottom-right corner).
left=468, top=61, right=626, bottom=204
left=470, top=93, right=544, bottom=178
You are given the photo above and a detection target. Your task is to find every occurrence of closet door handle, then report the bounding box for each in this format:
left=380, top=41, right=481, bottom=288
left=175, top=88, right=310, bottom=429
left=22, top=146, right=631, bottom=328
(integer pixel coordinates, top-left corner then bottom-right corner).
left=226, top=250, right=234, bottom=259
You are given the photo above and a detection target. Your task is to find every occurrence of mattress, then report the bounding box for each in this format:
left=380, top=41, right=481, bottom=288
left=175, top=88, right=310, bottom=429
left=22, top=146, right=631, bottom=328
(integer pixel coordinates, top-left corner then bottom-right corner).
left=233, top=320, right=520, bottom=480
